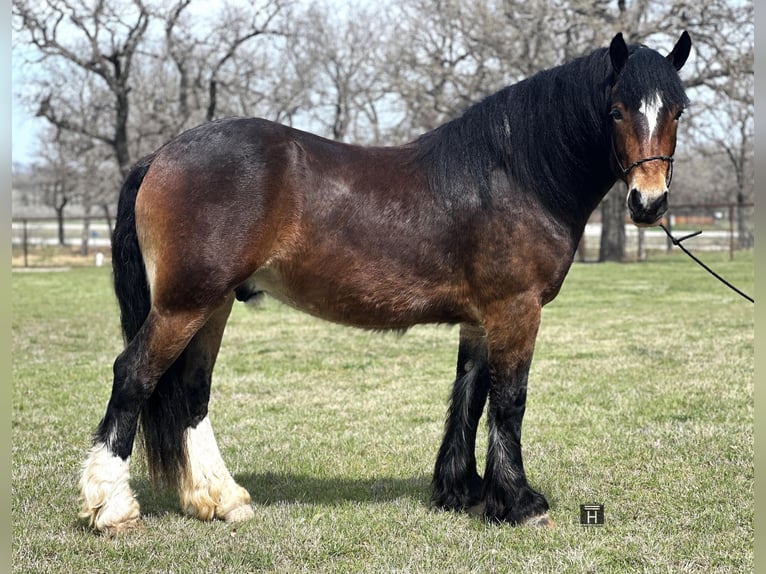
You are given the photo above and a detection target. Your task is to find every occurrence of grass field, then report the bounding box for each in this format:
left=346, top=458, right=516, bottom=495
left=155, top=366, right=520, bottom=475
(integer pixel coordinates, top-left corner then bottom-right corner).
left=12, top=252, right=753, bottom=573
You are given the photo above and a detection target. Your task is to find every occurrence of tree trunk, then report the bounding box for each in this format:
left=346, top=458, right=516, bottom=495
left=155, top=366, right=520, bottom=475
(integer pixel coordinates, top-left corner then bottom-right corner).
left=576, top=234, right=587, bottom=262
left=599, top=187, right=626, bottom=262
left=736, top=192, right=752, bottom=249
left=102, top=203, right=114, bottom=237
left=80, top=204, right=92, bottom=257
left=55, top=197, right=68, bottom=246
left=114, top=87, right=132, bottom=178
left=637, top=227, right=646, bottom=261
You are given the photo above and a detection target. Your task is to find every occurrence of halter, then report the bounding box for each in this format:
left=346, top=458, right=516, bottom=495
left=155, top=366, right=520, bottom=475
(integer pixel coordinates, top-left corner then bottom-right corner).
left=611, top=137, right=674, bottom=186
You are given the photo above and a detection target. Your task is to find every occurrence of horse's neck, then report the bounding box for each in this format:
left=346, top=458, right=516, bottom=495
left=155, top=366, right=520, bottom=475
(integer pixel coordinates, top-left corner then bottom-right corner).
left=497, top=52, right=616, bottom=233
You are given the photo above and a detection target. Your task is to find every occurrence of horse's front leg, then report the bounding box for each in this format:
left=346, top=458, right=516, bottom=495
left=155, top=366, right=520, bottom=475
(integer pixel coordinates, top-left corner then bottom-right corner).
left=432, top=324, right=490, bottom=511
left=481, top=296, right=552, bottom=526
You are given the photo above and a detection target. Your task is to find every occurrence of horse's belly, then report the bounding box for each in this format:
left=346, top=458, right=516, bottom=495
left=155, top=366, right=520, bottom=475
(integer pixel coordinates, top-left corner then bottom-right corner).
left=244, top=263, right=474, bottom=330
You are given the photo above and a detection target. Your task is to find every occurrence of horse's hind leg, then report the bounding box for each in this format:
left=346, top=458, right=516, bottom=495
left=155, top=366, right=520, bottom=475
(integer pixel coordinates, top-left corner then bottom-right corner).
left=79, top=307, right=209, bottom=534
left=432, top=324, right=490, bottom=511
left=176, top=297, right=254, bottom=523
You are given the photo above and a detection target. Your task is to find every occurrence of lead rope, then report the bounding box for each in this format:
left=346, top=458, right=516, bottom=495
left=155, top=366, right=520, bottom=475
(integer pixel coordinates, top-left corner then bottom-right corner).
left=658, top=223, right=754, bottom=303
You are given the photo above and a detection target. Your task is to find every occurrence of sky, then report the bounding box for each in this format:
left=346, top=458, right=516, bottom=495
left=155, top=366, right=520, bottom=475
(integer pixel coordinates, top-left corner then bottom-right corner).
left=12, top=100, right=41, bottom=167
left=12, top=42, right=44, bottom=167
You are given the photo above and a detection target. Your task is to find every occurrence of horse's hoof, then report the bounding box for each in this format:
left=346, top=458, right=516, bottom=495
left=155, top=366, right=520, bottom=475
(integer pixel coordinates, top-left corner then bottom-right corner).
left=524, top=513, right=555, bottom=528
left=222, top=504, right=255, bottom=523
left=467, top=501, right=486, bottom=517
left=99, top=517, right=143, bottom=537
left=80, top=501, right=142, bottom=536
left=79, top=484, right=142, bottom=535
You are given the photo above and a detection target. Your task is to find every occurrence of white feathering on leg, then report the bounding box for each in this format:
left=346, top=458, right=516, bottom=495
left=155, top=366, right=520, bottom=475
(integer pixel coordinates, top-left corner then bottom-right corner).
left=180, top=416, right=254, bottom=522
left=79, top=443, right=141, bottom=534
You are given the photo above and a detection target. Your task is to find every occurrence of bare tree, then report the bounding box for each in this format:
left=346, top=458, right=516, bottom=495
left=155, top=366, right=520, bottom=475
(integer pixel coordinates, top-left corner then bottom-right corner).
left=679, top=0, right=753, bottom=247
left=14, top=0, right=289, bottom=175
left=14, top=0, right=151, bottom=177
left=385, top=0, right=518, bottom=139
left=281, top=3, right=395, bottom=143
left=33, top=127, right=89, bottom=245
left=139, top=0, right=289, bottom=143
left=78, top=144, right=123, bottom=248
left=196, top=1, right=285, bottom=122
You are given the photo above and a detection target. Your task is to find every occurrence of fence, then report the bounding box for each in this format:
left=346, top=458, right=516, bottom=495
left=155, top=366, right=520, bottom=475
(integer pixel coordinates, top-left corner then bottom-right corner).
left=12, top=202, right=754, bottom=268
left=12, top=216, right=112, bottom=268
left=579, top=201, right=754, bottom=262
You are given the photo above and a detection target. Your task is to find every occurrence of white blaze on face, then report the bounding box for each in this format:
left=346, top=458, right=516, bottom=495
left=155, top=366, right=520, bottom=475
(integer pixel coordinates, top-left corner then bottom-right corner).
left=638, top=92, right=663, bottom=139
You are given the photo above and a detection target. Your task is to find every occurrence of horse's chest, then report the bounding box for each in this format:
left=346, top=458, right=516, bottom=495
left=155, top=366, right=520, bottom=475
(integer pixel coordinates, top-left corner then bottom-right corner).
left=468, top=215, right=575, bottom=304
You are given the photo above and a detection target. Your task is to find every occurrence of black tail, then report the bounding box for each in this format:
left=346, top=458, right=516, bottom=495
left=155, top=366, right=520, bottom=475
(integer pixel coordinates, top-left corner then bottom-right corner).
left=111, top=153, right=189, bottom=488
left=112, top=155, right=154, bottom=343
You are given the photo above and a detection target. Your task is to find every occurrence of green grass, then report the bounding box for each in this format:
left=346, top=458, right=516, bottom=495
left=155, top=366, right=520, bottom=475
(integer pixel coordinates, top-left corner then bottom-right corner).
left=12, top=252, right=753, bottom=572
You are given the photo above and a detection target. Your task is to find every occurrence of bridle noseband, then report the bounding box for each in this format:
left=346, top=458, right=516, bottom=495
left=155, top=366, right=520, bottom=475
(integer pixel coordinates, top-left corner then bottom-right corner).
left=611, top=137, right=674, bottom=186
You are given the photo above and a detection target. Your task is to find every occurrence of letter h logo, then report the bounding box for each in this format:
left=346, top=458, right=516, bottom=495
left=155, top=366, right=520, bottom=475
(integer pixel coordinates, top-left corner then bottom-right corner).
left=580, top=503, right=605, bottom=526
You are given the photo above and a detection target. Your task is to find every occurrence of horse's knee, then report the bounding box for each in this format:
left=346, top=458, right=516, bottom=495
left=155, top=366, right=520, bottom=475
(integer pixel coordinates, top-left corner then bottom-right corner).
left=111, top=345, right=157, bottom=404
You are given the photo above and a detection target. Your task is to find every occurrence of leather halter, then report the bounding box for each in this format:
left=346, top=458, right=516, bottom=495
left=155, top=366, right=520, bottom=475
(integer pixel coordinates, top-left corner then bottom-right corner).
left=611, top=137, right=674, bottom=186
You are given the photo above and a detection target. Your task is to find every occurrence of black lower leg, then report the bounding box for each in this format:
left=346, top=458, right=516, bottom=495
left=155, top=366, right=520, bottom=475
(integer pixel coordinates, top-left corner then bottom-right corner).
left=95, top=346, right=158, bottom=460
left=432, top=327, right=490, bottom=510
left=482, top=364, right=548, bottom=524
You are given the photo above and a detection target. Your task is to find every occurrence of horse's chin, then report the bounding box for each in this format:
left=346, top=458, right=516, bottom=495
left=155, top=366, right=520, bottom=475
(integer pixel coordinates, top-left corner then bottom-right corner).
left=630, top=213, right=665, bottom=228
left=631, top=220, right=659, bottom=228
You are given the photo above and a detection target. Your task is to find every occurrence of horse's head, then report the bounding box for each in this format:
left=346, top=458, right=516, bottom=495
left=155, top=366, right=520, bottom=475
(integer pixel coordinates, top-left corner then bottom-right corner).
left=608, top=32, right=691, bottom=226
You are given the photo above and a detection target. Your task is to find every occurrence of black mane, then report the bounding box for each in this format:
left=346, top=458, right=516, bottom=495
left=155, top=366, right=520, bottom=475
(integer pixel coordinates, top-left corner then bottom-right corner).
left=413, top=43, right=686, bottom=230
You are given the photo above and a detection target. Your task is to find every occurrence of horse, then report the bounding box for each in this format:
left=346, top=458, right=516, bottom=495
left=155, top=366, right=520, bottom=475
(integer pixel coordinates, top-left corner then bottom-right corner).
left=79, top=31, right=691, bottom=534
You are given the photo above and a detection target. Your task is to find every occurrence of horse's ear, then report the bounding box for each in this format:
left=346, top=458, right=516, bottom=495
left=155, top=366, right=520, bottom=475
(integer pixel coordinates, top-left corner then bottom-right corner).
left=667, top=31, right=692, bottom=71
left=610, top=32, right=629, bottom=75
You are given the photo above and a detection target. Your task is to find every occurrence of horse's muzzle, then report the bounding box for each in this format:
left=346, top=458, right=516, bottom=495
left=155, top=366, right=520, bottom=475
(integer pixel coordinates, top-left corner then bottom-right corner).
left=627, top=189, right=667, bottom=226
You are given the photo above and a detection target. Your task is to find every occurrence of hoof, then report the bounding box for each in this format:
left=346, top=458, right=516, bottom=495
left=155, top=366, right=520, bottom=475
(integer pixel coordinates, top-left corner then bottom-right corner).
left=97, top=516, right=143, bottom=537
left=79, top=443, right=141, bottom=534
left=524, top=513, right=556, bottom=528
left=79, top=493, right=141, bottom=535
left=180, top=481, right=253, bottom=523
left=222, top=504, right=255, bottom=523
left=467, top=501, right=486, bottom=517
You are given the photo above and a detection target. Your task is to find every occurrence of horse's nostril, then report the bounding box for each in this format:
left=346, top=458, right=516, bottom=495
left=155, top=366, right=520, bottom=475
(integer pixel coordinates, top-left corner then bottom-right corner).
left=657, top=191, right=668, bottom=213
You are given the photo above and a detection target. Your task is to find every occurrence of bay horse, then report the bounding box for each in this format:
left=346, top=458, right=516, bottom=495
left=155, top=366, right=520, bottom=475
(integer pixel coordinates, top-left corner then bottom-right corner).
left=80, top=31, right=691, bottom=533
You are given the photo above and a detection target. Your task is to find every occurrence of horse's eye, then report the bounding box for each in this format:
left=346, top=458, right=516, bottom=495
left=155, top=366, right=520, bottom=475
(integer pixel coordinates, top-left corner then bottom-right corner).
left=674, top=109, right=684, bottom=121
left=610, top=108, right=623, bottom=121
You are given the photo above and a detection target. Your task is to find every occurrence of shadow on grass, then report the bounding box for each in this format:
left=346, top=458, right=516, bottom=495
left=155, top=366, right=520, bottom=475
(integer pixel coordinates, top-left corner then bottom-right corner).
left=132, top=473, right=432, bottom=518
left=239, top=472, right=432, bottom=507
